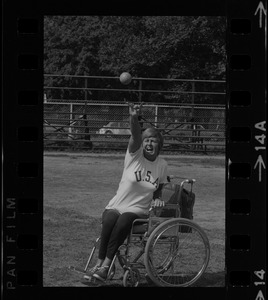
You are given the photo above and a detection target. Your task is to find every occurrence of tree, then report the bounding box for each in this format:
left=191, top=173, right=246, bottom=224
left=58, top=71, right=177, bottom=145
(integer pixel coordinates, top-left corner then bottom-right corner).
left=97, top=16, right=226, bottom=79
left=44, top=16, right=226, bottom=102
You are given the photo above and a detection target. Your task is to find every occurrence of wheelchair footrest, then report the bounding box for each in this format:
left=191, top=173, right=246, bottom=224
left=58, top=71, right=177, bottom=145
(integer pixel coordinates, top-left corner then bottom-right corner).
left=68, top=265, right=87, bottom=275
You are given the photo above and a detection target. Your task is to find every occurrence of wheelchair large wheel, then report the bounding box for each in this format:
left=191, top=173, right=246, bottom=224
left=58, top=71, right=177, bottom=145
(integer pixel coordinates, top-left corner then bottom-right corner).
left=144, top=218, right=210, bottom=287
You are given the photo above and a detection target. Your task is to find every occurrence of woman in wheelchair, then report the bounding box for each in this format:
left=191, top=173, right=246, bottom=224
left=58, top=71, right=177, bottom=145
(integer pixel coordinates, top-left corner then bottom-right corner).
left=90, top=102, right=168, bottom=282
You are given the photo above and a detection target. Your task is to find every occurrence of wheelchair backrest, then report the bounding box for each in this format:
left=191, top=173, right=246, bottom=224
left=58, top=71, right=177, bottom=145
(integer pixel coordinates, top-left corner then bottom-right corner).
left=160, top=182, right=196, bottom=219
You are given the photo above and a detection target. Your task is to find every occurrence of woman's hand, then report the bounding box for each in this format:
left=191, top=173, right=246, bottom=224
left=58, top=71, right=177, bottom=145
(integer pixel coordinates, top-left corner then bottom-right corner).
left=128, top=102, right=143, bottom=116
left=151, top=198, right=165, bottom=208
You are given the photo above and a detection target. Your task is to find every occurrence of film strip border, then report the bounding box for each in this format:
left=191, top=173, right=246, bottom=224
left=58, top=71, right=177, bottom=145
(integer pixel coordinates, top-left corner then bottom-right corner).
left=2, top=1, right=266, bottom=300
left=227, top=1, right=266, bottom=300
left=2, top=11, right=43, bottom=300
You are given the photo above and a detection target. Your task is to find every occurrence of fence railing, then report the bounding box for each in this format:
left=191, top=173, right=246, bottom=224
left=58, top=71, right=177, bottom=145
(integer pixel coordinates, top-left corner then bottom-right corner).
left=44, top=75, right=226, bottom=153
left=44, top=74, right=226, bottom=103
left=44, top=101, right=225, bottom=153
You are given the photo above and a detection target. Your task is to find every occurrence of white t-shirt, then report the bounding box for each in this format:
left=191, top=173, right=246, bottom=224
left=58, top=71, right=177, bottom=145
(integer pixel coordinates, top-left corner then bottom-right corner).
left=105, top=146, right=168, bottom=216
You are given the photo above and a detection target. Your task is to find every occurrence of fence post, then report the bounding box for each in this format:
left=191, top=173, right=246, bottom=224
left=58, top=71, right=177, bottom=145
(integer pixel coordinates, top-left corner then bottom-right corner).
left=154, top=105, right=158, bottom=128
left=191, top=81, right=195, bottom=149
left=68, top=103, right=73, bottom=139
left=191, top=81, right=195, bottom=118
left=85, top=76, right=88, bottom=101
left=83, top=102, right=91, bottom=146
left=139, top=80, right=142, bottom=102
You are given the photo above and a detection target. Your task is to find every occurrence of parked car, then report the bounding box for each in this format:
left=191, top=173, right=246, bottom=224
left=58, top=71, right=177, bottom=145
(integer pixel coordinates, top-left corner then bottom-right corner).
left=98, top=121, right=131, bottom=136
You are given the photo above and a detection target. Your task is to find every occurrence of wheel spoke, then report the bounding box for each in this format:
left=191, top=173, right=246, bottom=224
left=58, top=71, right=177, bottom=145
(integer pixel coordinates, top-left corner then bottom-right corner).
left=144, top=219, right=210, bottom=287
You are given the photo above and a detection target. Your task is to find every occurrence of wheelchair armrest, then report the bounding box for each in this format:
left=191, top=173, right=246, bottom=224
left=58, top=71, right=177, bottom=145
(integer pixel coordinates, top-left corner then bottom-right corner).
left=150, top=203, right=179, bottom=212
left=150, top=203, right=180, bottom=218
left=163, top=203, right=179, bottom=209
left=131, top=218, right=149, bottom=234
left=132, top=218, right=149, bottom=226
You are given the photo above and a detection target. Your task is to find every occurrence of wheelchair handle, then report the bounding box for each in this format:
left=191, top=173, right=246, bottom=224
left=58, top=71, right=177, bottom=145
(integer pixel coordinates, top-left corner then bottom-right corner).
left=167, top=175, right=196, bottom=185
left=181, top=178, right=196, bottom=185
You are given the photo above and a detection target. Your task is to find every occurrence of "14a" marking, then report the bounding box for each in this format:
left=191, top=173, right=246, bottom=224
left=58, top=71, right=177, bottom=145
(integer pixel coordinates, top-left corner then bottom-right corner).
left=254, top=121, right=266, bottom=182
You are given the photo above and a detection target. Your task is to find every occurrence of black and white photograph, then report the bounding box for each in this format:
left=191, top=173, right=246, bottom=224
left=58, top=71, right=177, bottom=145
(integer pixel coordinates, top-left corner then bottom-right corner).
left=2, top=0, right=267, bottom=298
left=43, top=16, right=226, bottom=287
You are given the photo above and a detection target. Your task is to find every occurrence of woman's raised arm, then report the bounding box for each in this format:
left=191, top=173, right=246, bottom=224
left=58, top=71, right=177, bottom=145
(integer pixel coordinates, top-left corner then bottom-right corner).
left=128, top=102, right=143, bottom=153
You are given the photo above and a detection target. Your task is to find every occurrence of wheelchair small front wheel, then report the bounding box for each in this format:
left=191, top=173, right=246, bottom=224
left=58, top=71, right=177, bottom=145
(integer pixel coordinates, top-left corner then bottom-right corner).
left=144, top=218, right=210, bottom=287
left=122, top=268, right=140, bottom=287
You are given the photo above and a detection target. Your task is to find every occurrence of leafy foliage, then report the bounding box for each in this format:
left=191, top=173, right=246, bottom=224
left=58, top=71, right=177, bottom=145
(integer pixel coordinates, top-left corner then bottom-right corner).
left=44, top=16, right=226, bottom=103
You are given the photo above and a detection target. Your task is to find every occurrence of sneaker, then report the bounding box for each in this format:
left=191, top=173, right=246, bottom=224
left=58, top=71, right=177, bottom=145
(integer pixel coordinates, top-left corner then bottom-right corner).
left=83, top=265, right=100, bottom=281
left=92, top=266, right=109, bottom=282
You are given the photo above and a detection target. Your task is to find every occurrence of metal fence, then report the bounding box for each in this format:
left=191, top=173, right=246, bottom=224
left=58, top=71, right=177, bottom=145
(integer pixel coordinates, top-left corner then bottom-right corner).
left=44, top=75, right=226, bottom=153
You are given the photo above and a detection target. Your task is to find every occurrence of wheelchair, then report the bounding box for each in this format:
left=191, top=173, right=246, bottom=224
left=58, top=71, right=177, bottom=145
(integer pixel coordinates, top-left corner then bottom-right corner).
left=76, top=176, right=210, bottom=287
